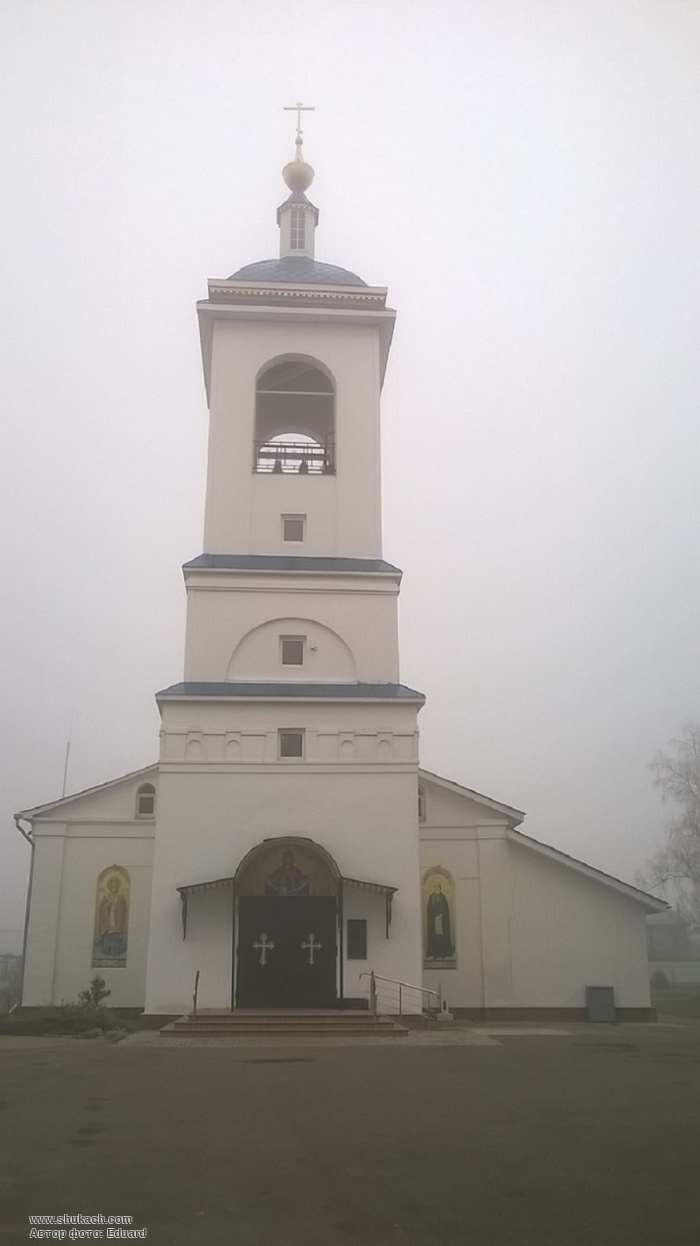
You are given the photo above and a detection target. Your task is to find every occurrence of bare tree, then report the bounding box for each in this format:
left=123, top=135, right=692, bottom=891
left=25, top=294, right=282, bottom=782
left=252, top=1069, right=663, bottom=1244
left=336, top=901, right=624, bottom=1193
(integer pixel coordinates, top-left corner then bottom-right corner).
left=640, top=723, right=700, bottom=921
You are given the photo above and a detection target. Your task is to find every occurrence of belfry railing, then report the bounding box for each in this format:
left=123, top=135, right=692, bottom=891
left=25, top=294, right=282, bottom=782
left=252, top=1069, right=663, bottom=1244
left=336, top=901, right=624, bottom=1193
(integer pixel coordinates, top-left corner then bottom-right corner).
left=359, top=971, right=441, bottom=1017
left=253, top=439, right=336, bottom=474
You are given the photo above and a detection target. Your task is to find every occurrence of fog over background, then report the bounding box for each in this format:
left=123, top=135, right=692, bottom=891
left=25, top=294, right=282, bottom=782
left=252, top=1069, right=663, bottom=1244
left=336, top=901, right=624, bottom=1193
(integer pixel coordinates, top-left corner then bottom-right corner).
left=1, top=1, right=698, bottom=950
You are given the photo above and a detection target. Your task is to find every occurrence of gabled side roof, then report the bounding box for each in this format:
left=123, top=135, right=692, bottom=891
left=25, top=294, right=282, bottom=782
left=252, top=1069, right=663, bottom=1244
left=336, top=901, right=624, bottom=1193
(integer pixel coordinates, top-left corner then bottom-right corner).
left=418, top=768, right=525, bottom=825
left=507, top=828, right=668, bottom=912
left=419, top=768, right=667, bottom=911
left=17, top=763, right=157, bottom=820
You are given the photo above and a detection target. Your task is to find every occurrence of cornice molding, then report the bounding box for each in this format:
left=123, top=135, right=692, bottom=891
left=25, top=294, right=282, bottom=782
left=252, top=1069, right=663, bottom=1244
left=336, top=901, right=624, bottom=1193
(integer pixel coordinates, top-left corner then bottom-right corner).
left=205, top=281, right=387, bottom=308
left=206, top=286, right=383, bottom=306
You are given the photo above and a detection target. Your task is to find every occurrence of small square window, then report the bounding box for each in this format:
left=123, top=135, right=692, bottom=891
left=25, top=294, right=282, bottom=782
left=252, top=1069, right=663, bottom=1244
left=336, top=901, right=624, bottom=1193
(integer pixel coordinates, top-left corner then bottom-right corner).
left=283, top=515, right=305, bottom=543
left=281, top=636, right=305, bottom=666
left=347, top=919, right=368, bottom=960
left=279, top=729, right=304, bottom=759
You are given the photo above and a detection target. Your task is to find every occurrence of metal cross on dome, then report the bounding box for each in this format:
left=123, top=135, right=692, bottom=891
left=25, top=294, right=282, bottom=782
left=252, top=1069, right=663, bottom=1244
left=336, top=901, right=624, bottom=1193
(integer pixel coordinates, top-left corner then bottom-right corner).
left=283, top=101, right=314, bottom=153
left=301, top=934, right=322, bottom=965
left=253, top=933, right=275, bottom=966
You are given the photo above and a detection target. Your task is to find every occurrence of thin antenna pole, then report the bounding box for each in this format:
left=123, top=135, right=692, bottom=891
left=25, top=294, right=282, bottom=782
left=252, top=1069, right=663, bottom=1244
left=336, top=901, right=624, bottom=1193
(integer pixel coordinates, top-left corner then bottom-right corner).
left=61, top=709, right=74, bottom=799
left=61, top=738, right=71, bottom=799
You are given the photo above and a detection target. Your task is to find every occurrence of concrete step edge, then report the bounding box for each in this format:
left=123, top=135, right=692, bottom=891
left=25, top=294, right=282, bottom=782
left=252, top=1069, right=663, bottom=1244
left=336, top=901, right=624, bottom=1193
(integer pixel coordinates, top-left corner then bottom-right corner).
left=158, top=1026, right=408, bottom=1036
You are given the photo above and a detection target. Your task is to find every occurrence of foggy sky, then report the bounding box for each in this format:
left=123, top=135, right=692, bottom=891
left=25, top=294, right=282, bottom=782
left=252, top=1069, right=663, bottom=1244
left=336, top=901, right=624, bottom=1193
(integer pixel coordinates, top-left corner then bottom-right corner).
left=1, top=0, right=698, bottom=948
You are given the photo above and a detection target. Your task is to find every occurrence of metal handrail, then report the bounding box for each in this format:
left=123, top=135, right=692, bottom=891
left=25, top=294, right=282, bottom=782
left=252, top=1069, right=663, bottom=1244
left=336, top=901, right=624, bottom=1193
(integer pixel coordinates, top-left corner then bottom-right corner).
left=253, top=439, right=336, bottom=475
left=359, top=970, right=441, bottom=1017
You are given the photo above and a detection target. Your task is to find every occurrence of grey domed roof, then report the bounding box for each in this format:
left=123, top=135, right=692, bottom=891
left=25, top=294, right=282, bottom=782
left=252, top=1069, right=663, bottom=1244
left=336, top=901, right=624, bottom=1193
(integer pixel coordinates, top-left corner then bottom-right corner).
left=228, top=257, right=367, bottom=287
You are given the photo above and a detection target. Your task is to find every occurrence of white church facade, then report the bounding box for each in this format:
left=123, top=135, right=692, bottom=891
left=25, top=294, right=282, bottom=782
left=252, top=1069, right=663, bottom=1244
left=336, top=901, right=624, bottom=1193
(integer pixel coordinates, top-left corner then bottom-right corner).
left=17, top=126, right=664, bottom=1021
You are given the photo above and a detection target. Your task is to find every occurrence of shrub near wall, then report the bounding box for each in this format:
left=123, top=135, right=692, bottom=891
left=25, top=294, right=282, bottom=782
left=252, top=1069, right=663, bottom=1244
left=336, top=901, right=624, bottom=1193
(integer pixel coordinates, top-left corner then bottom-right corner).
left=0, top=1006, right=133, bottom=1036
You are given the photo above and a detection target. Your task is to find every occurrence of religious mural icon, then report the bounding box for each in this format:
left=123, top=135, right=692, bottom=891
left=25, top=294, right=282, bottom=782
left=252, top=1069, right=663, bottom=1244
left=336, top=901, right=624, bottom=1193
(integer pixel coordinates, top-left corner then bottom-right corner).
left=92, top=866, right=129, bottom=968
left=423, top=867, right=456, bottom=969
left=264, top=850, right=310, bottom=896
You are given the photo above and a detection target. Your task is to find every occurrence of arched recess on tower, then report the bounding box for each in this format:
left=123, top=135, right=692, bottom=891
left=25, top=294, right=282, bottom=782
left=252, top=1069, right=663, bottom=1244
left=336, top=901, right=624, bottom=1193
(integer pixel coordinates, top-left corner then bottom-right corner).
left=226, top=617, right=357, bottom=682
left=254, top=355, right=336, bottom=474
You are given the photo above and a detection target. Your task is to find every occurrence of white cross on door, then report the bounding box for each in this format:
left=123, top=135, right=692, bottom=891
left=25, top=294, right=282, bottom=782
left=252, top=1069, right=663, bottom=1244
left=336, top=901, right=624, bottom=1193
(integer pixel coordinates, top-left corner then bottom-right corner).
left=253, top=933, right=275, bottom=965
left=301, top=934, right=322, bottom=965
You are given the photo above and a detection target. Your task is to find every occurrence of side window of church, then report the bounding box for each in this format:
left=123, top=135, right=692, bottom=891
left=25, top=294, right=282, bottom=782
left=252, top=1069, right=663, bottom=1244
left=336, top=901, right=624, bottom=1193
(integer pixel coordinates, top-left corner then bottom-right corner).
left=418, top=787, right=426, bottom=822
left=281, top=636, right=305, bottom=666
left=347, top=919, right=367, bottom=960
left=136, top=783, right=155, bottom=818
left=279, top=729, right=304, bottom=759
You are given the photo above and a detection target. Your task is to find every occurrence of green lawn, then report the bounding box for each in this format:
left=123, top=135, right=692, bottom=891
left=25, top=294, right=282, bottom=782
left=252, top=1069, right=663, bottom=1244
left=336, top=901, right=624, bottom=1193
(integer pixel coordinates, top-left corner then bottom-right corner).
left=652, top=988, right=700, bottom=1019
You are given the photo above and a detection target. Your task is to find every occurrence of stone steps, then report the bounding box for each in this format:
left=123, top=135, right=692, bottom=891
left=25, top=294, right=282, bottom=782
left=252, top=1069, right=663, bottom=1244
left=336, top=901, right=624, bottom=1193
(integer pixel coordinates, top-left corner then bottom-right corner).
left=160, top=1009, right=408, bottom=1039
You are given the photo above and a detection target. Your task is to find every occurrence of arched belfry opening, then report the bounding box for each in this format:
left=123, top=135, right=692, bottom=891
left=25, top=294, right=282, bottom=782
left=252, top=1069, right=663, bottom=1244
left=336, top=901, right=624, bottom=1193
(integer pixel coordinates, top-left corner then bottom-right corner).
left=234, top=838, right=340, bottom=1008
left=253, top=359, right=336, bottom=475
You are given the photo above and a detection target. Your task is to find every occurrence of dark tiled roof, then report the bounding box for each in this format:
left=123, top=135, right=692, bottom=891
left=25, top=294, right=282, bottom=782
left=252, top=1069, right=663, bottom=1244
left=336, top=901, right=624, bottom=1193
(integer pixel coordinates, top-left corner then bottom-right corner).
left=157, top=682, right=424, bottom=702
left=183, top=554, right=401, bottom=575
left=282, top=190, right=316, bottom=206
left=227, top=257, right=367, bottom=287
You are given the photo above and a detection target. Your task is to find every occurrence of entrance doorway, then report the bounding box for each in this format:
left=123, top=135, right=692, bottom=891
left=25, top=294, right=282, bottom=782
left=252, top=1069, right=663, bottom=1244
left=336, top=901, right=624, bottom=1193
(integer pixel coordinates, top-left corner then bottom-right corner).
left=237, top=895, right=337, bottom=1007
left=234, top=839, right=339, bottom=1009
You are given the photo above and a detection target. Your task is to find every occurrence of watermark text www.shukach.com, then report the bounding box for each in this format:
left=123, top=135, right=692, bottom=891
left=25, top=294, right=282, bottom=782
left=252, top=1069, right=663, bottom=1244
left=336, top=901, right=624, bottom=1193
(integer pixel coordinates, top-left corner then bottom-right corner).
left=28, top=1216, right=146, bottom=1240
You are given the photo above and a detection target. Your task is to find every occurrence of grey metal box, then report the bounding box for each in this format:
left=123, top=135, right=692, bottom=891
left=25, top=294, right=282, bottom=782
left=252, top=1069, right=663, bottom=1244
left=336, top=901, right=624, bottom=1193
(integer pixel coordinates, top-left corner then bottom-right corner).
left=586, top=985, right=616, bottom=1023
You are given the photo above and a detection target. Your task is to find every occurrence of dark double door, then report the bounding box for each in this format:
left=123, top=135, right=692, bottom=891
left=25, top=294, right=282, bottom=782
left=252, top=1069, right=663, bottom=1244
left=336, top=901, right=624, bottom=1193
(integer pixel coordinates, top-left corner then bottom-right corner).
left=236, top=896, right=337, bottom=1008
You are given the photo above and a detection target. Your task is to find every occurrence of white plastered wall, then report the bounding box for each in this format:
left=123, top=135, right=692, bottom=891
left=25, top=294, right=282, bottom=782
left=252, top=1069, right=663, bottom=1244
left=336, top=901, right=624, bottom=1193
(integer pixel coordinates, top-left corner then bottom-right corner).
left=203, top=318, right=383, bottom=558
left=419, top=773, right=654, bottom=1011
left=145, top=703, right=422, bottom=1013
left=158, top=698, right=419, bottom=767
left=508, top=842, right=652, bottom=1008
left=22, top=771, right=156, bottom=1008
left=183, top=571, right=400, bottom=684
left=341, top=882, right=394, bottom=1007
left=419, top=777, right=511, bottom=1009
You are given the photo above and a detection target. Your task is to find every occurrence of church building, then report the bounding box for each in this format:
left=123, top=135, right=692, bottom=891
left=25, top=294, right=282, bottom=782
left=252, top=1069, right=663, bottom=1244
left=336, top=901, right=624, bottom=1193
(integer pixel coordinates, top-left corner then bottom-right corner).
left=17, top=117, right=664, bottom=1021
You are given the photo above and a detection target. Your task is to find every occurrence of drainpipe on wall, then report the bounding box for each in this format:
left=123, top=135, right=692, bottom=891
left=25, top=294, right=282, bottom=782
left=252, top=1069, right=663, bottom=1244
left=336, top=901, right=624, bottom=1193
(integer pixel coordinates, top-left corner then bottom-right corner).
left=14, top=815, right=34, bottom=1008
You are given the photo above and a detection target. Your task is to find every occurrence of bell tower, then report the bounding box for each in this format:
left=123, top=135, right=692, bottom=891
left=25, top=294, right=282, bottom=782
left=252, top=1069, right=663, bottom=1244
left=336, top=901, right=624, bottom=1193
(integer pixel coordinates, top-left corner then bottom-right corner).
left=188, top=114, right=400, bottom=683
left=196, top=145, right=395, bottom=565
left=144, top=111, right=424, bottom=1014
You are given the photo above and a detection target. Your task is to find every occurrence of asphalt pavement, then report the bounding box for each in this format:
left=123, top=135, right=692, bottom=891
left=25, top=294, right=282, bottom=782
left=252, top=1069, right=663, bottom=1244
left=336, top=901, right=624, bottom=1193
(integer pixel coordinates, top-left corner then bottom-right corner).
left=1, top=1021, right=699, bottom=1246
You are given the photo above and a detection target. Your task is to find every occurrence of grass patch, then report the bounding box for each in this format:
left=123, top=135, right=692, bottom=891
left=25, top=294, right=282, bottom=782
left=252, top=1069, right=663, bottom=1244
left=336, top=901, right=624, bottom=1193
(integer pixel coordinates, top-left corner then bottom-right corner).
left=0, top=1007, right=134, bottom=1037
left=652, top=990, right=700, bottom=1020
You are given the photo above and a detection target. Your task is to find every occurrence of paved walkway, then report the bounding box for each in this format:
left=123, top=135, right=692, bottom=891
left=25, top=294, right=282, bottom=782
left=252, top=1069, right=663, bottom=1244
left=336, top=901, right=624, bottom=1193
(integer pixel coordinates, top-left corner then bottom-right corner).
left=120, top=1019, right=687, bottom=1048
left=0, top=1020, right=686, bottom=1051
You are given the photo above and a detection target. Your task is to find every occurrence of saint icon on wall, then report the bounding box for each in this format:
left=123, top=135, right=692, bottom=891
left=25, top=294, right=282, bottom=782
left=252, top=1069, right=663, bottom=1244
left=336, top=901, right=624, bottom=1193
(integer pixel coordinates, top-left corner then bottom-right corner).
left=265, top=849, right=310, bottom=896
left=92, top=866, right=130, bottom=968
left=423, top=867, right=456, bottom=967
